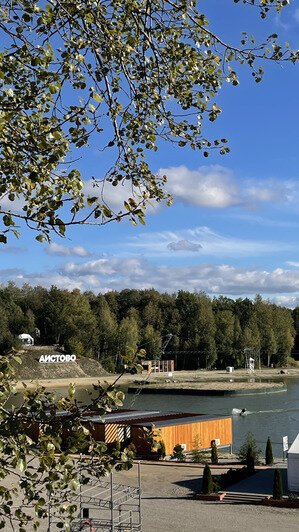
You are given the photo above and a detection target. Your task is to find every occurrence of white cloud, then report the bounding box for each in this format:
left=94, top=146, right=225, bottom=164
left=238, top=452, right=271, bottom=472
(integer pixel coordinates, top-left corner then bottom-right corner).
left=0, top=195, right=25, bottom=212
left=160, top=165, right=239, bottom=208
left=273, top=295, right=299, bottom=308
left=245, top=180, right=290, bottom=204
left=0, top=246, right=27, bottom=254
left=46, top=243, right=92, bottom=257
left=83, top=165, right=291, bottom=217
left=294, top=8, right=299, bottom=23
left=158, top=165, right=291, bottom=210
left=167, top=240, right=202, bottom=252
left=286, top=261, right=299, bottom=268
left=58, top=259, right=299, bottom=296
left=3, top=259, right=299, bottom=302
left=125, top=226, right=291, bottom=258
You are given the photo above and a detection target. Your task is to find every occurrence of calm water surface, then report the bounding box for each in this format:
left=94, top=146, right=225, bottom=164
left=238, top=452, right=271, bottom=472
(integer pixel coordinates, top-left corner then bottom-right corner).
left=123, top=378, right=299, bottom=457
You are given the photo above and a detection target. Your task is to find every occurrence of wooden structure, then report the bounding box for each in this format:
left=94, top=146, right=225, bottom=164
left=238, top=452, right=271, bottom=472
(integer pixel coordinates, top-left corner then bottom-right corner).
left=29, top=408, right=232, bottom=458
left=83, top=409, right=232, bottom=457
left=141, top=360, right=174, bottom=374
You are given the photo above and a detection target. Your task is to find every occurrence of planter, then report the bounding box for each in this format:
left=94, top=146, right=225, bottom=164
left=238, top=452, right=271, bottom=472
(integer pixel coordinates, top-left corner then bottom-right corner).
left=263, top=497, right=299, bottom=508
left=196, top=493, right=226, bottom=501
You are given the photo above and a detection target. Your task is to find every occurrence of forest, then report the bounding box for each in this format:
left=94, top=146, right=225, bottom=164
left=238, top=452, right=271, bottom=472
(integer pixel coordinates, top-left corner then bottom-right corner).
left=1, top=282, right=299, bottom=371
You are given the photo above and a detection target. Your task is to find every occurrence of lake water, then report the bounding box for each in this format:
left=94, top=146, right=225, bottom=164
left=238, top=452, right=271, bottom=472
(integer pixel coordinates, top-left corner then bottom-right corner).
left=10, top=377, right=299, bottom=459
left=122, top=377, right=299, bottom=458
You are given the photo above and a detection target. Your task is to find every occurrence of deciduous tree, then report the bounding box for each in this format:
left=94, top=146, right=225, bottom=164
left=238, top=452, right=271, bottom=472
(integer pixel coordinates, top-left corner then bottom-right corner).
left=0, top=0, right=297, bottom=242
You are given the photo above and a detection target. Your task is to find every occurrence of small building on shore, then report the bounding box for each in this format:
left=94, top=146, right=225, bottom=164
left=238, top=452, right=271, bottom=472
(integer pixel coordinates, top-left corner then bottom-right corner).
left=141, top=360, right=174, bottom=374
left=83, top=409, right=232, bottom=457
left=288, top=433, right=299, bottom=492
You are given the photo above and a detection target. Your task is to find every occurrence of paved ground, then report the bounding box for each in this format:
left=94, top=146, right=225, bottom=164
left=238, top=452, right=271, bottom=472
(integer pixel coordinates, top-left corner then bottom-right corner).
left=222, top=461, right=288, bottom=496
left=1, top=460, right=297, bottom=531
left=114, top=461, right=298, bottom=532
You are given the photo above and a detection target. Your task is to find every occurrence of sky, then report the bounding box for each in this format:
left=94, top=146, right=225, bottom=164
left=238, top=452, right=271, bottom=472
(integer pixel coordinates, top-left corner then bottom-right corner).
left=1, top=1, right=299, bottom=307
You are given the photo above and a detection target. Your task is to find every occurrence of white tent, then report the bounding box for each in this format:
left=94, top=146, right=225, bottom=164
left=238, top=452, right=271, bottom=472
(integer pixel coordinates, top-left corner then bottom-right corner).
left=18, top=333, right=34, bottom=346
left=287, top=433, right=299, bottom=492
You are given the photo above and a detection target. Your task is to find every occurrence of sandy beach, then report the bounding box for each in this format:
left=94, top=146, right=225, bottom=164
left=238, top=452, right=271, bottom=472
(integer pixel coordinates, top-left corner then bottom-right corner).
left=15, top=367, right=299, bottom=391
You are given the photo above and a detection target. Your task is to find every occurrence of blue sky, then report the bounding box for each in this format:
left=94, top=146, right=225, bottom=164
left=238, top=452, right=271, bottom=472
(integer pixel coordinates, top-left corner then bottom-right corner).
left=1, top=1, right=299, bottom=306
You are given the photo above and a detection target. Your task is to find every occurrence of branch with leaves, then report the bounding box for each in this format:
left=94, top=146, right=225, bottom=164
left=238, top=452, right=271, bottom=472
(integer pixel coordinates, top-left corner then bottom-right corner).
left=0, top=345, right=145, bottom=530
left=0, top=0, right=297, bottom=242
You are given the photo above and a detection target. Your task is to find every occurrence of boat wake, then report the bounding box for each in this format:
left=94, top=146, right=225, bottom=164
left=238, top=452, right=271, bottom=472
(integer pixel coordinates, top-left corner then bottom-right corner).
left=232, top=408, right=299, bottom=416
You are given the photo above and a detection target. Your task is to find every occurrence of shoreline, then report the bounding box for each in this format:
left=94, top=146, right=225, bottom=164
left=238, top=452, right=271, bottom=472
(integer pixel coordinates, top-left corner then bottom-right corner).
left=15, top=367, right=299, bottom=391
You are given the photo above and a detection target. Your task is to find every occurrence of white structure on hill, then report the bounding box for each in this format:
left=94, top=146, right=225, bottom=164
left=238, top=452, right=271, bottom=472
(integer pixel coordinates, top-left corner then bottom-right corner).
left=18, top=333, right=34, bottom=346
left=288, top=433, right=299, bottom=492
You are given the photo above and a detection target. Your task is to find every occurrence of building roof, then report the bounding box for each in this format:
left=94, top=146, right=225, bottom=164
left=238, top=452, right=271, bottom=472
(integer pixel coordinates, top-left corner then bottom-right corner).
left=83, top=409, right=231, bottom=427
left=288, top=433, right=299, bottom=456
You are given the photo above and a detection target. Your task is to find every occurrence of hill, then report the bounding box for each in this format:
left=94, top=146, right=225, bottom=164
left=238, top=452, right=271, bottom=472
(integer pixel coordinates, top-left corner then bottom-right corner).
left=12, top=346, right=106, bottom=381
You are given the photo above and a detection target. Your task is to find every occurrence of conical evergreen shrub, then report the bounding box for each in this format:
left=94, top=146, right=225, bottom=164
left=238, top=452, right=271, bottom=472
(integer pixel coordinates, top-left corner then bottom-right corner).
left=265, top=437, right=274, bottom=466
left=157, top=440, right=166, bottom=460
left=246, top=445, right=255, bottom=474
left=211, top=441, right=219, bottom=465
left=273, top=469, right=283, bottom=500
left=202, top=464, right=213, bottom=494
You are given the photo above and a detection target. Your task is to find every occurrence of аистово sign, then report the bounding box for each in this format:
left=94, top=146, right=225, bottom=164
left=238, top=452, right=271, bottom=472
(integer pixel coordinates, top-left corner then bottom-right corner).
left=39, top=354, right=77, bottom=363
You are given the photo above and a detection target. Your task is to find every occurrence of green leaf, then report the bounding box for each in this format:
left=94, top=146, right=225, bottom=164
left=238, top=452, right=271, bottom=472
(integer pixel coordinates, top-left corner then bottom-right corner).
left=35, top=235, right=47, bottom=243
left=93, top=93, right=103, bottom=103
left=17, top=458, right=26, bottom=473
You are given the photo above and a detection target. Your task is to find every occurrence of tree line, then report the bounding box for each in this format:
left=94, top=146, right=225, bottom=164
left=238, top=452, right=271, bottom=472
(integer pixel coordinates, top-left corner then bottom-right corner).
left=1, top=283, right=298, bottom=370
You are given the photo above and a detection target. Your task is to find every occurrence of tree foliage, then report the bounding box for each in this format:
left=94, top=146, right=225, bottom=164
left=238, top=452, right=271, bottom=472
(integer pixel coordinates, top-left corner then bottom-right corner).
left=0, top=0, right=297, bottom=242
left=202, top=464, right=213, bottom=495
left=0, top=285, right=296, bottom=369
left=211, top=441, right=219, bottom=465
left=246, top=445, right=255, bottom=474
left=265, top=436, right=274, bottom=466
left=171, top=443, right=186, bottom=462
left=238, top=432, right=261, bottom=465
left=191, top=435, right=207, bottom=464
left=273, top=469, right=283, bottom=500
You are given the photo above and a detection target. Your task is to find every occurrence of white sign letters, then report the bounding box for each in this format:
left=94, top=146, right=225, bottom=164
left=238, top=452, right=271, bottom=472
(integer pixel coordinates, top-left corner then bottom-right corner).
left=39, top=354, right=77, bottom=363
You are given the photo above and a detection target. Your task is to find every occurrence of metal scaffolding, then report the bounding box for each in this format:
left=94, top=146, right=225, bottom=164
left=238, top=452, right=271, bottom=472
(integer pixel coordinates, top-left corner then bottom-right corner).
left=70, top=463, right=142, bottom=532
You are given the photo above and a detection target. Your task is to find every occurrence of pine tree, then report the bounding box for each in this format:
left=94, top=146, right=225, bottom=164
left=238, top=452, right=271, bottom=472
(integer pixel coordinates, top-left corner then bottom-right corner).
left=238, top=432, right=261, bottom=465
left=273, top=469, right=283, bottom=500
left=202, top=464, right=213, bottom=495
left=211, top=442, right=219, bottom=465
left=265, top=437, right=274, bottom=466
left=157, top=440, right=166, bottom=460
left=246, top=445, right=255, bottom=474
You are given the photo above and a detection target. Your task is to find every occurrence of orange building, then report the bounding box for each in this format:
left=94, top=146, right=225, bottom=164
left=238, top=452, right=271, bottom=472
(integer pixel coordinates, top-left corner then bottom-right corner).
left=83, top=409, right=232, bottom=457
left=141, top=360, right=174, bottom=374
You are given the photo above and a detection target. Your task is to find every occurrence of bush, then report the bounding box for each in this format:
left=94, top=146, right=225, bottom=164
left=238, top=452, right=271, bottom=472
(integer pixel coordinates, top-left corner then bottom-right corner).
left=287, top=356, right=299, bottom=368
left=171, top=444, right=186, bottom=462
left=288, top=493, right=298, bottom=501
left=202, top=464, right=213, bottom=494
left=265, top=437, right=274, bottom=466
left=157, top=440, right=166, bottom=460
left=191, top=435, right=207, bottom=464
left=238, top=432, right=261, bottom=465
left=273, top=469, right=283, bottom=500
left=246, top=445, right=255, bottom=474
left=127, top=442, right=137, bottom=458
left=211, top=441, right=219, bottom=465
